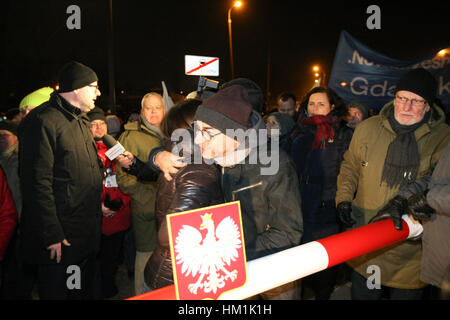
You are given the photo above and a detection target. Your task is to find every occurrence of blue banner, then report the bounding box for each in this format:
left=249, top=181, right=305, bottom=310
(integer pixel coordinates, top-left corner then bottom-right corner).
left=328, top=31, right=450, bottom=112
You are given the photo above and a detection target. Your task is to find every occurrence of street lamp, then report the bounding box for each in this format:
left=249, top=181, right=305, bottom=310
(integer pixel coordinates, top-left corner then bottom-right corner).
left=312, top=65, right=326, bottom=87
left=228, top=1, right=243, bottom=79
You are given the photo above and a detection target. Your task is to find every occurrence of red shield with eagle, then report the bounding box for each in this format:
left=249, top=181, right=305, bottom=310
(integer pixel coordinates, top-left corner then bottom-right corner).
left=167, top=201, right=247, bottom=300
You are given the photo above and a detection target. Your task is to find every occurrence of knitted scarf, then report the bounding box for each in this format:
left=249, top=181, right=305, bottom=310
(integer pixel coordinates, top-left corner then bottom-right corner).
left=381, top=110, right=430, bottom=188
left=140, top=116, right=164, bottom=140
left=303, top=115, right=337, bottom=150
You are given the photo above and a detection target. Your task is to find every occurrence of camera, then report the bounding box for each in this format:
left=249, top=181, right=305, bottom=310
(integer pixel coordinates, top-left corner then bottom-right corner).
left=196, top=76, right=219, bottom=99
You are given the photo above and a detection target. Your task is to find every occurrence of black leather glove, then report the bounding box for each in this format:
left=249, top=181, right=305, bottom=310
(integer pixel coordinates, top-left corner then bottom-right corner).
left=103, top=193, right=124, bottom=211
left=408, top=190, right=435, bottom=223
left=337, top=201, right=356, bottom=228
left=369, top=195, right=408, bottom=230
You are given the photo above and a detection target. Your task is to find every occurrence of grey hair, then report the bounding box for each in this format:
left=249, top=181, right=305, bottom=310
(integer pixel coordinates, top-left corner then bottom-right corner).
left=141, top=92, right=164, bottom=109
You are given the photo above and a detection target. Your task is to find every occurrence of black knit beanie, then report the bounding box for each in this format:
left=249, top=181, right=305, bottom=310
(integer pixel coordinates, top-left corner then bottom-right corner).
left=395, top=68, right=437, bottom=105
left=58, top=61, right=98, bottom=93
left=87, top=107, right=106, bottom=122
left=194, top=85, right=253, bottom=135
left=348, top=100, right=369, bottom=120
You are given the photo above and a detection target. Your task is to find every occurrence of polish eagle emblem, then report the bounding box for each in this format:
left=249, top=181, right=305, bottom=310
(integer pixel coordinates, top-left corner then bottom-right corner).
left=174, top=213, right=242, bottom=295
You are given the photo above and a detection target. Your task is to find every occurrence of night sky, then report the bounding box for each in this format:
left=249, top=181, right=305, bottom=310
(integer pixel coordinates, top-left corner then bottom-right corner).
left=1, top=0, right=449, bottom=114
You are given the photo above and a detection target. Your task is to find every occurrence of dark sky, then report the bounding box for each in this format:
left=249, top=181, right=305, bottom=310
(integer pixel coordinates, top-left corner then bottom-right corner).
left=1, top=0, right=449, bottom=114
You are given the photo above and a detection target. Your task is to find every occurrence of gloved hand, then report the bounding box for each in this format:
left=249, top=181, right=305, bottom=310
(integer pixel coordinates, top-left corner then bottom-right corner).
left=369, top=195, right=408, bottom=230
left=337, top=201, right=356, bottom=228
left=103, top=194, right=124, bottom=211
left=408, top=190, right=435, bottom=223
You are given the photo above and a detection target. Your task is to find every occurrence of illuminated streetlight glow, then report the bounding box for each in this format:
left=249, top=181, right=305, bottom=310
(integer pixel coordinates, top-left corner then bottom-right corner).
left=313, top=66, right=319, bottom=72
left=228, top=1, right=244, bottom=79
left=438, top=49, right=447, bottom=56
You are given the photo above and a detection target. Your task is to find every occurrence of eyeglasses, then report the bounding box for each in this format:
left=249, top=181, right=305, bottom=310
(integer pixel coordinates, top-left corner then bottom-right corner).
left=194, top=126, right=221, bottom=141
left=395, top=95, right=426, bottom=108
left=88, top=84, right=99, bottom=90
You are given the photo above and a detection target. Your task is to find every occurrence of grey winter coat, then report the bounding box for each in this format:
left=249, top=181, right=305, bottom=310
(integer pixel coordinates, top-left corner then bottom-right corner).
left=399, top=142, right=450, bottom=288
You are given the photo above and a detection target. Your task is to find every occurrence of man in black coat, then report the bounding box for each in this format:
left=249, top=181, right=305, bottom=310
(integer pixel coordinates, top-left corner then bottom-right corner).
left=18, top=61, right=104, bottom=299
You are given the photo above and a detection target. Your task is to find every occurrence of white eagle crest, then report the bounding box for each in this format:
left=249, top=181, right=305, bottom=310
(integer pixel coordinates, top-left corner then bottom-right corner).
left=175, top=213, right=242, bottom=295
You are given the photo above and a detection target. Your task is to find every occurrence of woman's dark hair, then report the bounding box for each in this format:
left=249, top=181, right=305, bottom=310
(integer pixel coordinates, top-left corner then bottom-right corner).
left=160, top=98, right=202, bottom=138
left=299, top=86, right=347, bottom=118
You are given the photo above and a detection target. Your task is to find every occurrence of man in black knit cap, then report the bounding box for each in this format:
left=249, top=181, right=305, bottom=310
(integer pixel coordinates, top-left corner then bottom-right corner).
left=18, top=61, right=104, bottom=299
left=336, top=68, right=450, bottom=300
left=193, top=85, right=303, bottom=300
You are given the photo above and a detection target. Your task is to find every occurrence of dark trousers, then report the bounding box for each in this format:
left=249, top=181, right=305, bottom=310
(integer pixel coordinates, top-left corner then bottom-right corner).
left=37, top=255, right=96, bottom=300
left=301, top=220, right=340, bottom=300
left=302, top=266, right=339, bottom=300
left=351, top=270, right=424, bottom=300
left=98, top=231, right=125, bottom=298
left=0, top=232, right=37, bottom=300
left=123, top=227, right=136, bottom=273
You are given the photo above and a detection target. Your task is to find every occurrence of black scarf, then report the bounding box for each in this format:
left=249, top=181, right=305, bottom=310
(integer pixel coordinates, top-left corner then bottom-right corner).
left=381, top=109, right=430, bottom=188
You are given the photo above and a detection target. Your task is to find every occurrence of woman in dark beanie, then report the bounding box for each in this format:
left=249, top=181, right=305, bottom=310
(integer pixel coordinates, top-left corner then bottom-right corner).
left=141, top=99, right=223, bottom=293
left=290, top=86, right=351, bottom=300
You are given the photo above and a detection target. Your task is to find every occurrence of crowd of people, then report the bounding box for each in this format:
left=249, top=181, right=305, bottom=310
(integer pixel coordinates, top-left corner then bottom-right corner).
left=0, top=60, right=449, bottom=300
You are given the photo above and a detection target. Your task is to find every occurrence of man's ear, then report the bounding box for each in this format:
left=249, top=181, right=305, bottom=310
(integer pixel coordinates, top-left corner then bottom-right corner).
left=331, top=104, right=335, bottom=110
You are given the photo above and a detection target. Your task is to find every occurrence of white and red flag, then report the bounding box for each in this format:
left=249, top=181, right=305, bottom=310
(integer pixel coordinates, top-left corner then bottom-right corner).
left=167, top=201, right=247, bottom=300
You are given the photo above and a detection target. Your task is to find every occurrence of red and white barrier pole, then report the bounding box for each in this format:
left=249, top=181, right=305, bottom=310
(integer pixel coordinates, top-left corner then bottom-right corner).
left=128, top=215, right=423, bottom=300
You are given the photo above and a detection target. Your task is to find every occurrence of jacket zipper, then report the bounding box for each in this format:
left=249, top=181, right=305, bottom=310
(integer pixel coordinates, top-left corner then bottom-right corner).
left=232, top=181, right=263, bottom=201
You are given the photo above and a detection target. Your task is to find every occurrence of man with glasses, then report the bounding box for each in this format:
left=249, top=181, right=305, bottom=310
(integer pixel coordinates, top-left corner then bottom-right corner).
left=193, top=85, right=303, bottom=300
left=18, top=61, right=104, bottom=299
left=336, top=68, right=450, bottom=300
left=114, top=92, right=164, bottom=296
left=87, top=107, right=131, bottom=298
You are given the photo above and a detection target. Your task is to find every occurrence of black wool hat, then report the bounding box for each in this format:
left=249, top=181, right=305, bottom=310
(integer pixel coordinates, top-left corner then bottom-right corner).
left=194, top=85, right=253, bottom=135
left=58, top=61, right=98, bottom=93
left=87, top=107, right=106, bottom=122
left=348, top=100, right=369, bottom=120
left=395, top=68, right=437, bottom=104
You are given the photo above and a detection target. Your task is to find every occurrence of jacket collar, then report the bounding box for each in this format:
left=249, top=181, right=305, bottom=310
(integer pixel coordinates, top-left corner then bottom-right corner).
left=50, top=92, right=83, bottom=120
left=379, top=100, right=445, bottom=139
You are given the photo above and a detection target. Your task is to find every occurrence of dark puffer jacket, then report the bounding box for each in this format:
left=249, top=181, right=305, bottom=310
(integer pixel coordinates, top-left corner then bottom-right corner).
left=143, top=138, right=223, bottom=290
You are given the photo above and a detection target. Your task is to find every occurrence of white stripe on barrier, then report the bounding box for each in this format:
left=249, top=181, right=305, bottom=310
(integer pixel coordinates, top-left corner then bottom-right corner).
left=403, top=214, right=424, bottom=239
left=219, top=241, right=329, bottom=300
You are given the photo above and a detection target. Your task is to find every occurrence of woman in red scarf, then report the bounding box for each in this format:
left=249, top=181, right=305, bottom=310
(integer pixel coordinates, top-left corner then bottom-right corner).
left=290, top=87, right=352, bottom=300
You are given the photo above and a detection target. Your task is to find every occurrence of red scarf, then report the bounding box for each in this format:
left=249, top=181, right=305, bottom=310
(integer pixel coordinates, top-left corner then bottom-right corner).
left=303, top=115, right=335, bottom=150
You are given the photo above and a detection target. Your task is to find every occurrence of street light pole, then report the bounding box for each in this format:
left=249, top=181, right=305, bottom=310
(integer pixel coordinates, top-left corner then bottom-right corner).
left=107, top=0, right=117, bottom=114
left=227, top=1, right=242, bottom=80
left=227, top=7, right=235, bottom=80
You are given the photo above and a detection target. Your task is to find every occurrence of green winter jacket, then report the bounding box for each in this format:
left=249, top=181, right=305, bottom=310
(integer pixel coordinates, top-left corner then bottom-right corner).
left=336, top=101, right=450, bottom=289
left=115, top=117, right=163, bottom=252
